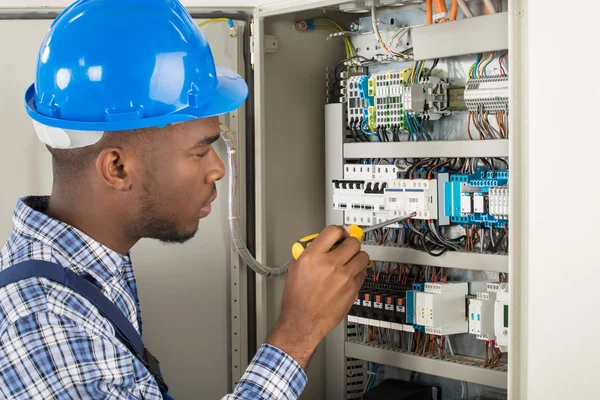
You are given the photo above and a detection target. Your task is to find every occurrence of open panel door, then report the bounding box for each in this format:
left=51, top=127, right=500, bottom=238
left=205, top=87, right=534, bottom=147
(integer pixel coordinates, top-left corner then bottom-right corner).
left=252, top=1, right=528, bottom=399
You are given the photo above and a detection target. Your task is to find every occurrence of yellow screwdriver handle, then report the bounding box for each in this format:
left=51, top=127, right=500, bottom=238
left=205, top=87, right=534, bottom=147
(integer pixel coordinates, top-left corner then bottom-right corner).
left=292, top=224, right=365, bottom=260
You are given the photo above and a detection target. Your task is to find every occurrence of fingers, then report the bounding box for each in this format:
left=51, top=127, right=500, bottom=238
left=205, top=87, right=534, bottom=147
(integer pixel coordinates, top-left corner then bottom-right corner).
left=305, top=225, right=348, bottom=255
left=345, top=251, right=370, bottom=277
left=330, top=236, right=361, bottom=265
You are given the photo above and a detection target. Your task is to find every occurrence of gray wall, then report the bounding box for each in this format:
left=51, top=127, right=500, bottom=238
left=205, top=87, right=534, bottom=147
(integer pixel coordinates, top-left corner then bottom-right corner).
left=0, top=18, right=241, bottom=399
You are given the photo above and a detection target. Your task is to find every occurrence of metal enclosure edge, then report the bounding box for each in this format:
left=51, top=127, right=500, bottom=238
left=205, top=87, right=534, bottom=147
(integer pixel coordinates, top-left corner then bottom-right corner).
left=325, top=104, right=346, bottom=399
left=508, top=0, right=528, bottom=398
left=252, top=13, right=270, bottom=350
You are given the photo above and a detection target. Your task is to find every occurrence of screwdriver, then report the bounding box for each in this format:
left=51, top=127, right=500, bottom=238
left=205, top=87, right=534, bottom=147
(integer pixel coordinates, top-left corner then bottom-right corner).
left=292, top=212, right=417, bottom=260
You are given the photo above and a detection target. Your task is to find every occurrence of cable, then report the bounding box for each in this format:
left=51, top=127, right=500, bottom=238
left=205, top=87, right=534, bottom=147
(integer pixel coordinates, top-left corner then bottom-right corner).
left=483, top=0, right=497, bottom=13
left=434, top=0, right=449, bottom=22
left=221, top=125, right=290, bottom=277
left=198, top=18, right=231, bottom=27
left=450, top=0, right=459, bottom=20
left=314, top=26, right=354, bottom=59
left=499, top=51, right=508, bottom=76
left=370, top=6, right=408, bottom=59
left=426, top=0, right=433, bottom=24
left=426, top=59, right=439, bottom=78
left=456, top=0, right=474, bottom=17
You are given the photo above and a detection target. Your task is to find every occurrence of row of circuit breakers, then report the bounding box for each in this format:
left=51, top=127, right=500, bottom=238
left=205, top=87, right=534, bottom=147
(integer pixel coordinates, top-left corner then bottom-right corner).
left=333, top=163, right=509, bottom=228
left=344, top=69, right=508, bottom=129
left=349, top=280, right=509, bottom=352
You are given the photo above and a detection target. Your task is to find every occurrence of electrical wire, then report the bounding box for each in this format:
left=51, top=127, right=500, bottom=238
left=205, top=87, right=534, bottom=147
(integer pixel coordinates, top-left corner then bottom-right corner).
left=221, top=125, right=289, bottom=277
left=425, top=59, right=439, bottom=78
left=198, top=18, right=231, bottom=27
left=483, top=0, right=497, bottom=13
left=457, top=0, right=474, bottom=17
left=370, top=6, right=409, bottom=59
left=426, top=0, right=433, bottom=24
left=499, top=51, right=508, bottom=76
left=450, top=0, right=459, bottom=20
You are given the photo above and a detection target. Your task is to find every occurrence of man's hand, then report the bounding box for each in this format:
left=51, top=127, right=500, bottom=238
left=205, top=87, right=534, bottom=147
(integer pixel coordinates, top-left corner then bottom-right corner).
left=266, top=225, right=369, bottom=369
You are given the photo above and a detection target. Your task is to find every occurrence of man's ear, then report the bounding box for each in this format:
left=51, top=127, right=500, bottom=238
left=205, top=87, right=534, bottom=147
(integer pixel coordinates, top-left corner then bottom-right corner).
left=96, top=147, right=132, bottom=191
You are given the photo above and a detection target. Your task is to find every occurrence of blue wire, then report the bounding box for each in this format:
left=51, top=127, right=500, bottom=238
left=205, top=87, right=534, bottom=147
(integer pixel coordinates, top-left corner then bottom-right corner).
left=361, top=121, right=378, bottom=137
left=362, top=121, right=380, bottom=143
left=413, top=114, right=421, bottom=128
left=406, top=112, right=416, bottom=141
left=411, top=115, right=421, bottom=141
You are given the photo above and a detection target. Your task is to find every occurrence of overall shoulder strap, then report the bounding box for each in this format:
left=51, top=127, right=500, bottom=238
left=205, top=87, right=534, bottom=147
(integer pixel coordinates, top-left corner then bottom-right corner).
left=0, top=260, right=168, bottom=393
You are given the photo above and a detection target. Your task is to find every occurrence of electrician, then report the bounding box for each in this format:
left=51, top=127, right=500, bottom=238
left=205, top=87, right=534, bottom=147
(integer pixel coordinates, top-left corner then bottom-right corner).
left=0, top=0, right=368, bottom=398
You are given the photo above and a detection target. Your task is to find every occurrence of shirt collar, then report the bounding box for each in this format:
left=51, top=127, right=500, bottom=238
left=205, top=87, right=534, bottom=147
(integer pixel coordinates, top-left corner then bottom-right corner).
left=12, top=196, right=128, bottom=284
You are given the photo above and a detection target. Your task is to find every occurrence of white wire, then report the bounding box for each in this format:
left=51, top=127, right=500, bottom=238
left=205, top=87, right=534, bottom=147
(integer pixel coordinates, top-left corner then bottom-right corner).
left=456, top=0, right=474, bottom=17
left=483, top=0, right=497, bottom=13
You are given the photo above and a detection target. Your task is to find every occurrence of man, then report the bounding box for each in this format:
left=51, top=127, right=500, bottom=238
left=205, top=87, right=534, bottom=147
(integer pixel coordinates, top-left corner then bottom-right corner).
left=0, top=0, right=368, bottom=399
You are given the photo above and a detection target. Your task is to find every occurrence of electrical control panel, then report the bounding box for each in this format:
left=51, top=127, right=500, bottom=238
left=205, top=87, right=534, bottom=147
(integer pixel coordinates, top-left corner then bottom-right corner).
left=287, top=2, right=514, bottom=395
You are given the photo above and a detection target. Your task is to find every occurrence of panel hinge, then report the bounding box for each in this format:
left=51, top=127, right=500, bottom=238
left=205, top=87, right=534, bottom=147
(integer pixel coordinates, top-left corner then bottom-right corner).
left=249, top=18, right=255, bottom=70
left=249, top=19, right=278, bottom=70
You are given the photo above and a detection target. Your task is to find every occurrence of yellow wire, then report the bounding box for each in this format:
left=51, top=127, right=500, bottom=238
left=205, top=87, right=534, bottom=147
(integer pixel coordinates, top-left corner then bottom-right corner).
left=479, top=52, right=495, bottom=76
left=312, top=18, right=355, bottom=57
left=313, top=17, right=346, bottom=32
left=410, top=61, right=417, bottom=83
left=469, top=63, right=476, bottom=79
left=314, top=26, right=353, bottom=58
left=198, top=18, right=230, bottom=28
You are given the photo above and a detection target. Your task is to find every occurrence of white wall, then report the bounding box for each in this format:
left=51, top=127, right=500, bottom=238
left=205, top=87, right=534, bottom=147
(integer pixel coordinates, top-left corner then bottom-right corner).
left=527, top=0, right=600, bottom=399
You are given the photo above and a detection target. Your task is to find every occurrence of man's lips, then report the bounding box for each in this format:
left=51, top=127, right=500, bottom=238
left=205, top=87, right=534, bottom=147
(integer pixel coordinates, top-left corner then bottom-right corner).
left=200, top=193, right=217, bottom=216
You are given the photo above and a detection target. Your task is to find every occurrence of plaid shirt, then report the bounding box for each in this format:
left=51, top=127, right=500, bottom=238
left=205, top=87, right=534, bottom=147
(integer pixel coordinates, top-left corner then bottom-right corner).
left=0, top=197, right=307, bottom=399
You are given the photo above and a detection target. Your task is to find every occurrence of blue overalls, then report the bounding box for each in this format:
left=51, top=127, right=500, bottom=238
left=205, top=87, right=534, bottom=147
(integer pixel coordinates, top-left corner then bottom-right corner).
left=0, top=260, right=174, bottom=400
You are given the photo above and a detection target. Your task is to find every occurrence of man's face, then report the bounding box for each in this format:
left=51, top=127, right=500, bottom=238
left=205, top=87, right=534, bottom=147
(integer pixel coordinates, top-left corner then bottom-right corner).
left=130, top=117, right=225, bottom=243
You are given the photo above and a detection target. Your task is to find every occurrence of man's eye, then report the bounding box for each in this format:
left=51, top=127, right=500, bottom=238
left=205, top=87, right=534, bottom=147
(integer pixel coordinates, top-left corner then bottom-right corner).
left=197, top=149, right=210, bottom=158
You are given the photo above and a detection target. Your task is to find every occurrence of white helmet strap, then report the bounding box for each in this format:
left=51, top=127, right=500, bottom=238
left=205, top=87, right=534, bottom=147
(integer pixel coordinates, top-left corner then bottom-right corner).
left=32, top=120, right=104, bottom=149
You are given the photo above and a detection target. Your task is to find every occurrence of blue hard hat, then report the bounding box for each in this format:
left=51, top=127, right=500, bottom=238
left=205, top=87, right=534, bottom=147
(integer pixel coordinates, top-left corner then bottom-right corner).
left=24, top=0, right=248, bottom=133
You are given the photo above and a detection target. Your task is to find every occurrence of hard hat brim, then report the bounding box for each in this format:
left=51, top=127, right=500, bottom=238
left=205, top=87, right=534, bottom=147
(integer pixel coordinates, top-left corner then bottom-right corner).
left=25, top=66, right=249, bottom=132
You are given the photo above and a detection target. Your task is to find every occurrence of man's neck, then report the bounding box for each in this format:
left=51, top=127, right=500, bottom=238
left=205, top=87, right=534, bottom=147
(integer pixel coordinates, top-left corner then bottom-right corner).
left=47, top=189, right=137, bottom=255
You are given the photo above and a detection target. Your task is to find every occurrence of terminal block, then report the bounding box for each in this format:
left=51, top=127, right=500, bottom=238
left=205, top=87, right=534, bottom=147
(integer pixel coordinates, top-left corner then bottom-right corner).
left=464, top=75, right=509, bottom=112
left=445, top=169, right=509, bottom=227
left=489, top=186, right=509, bottom=219
left=370, top=70, right=409, bottom=131
left=403, top=76, right=450, bottom=121
left=345, top=75, right=369, bottom=124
